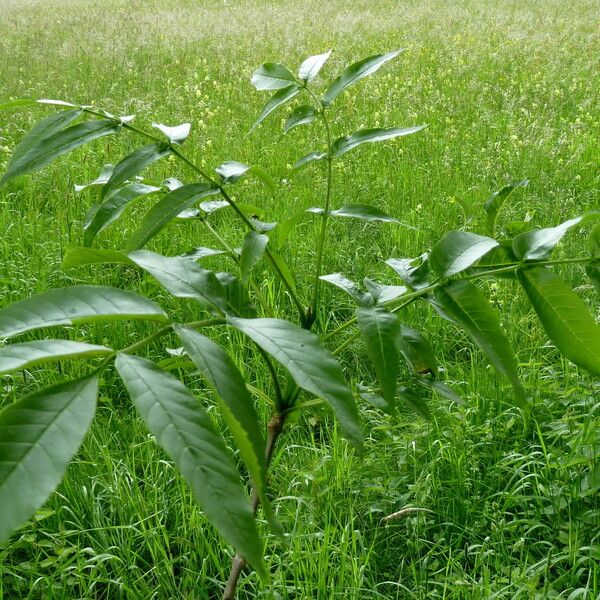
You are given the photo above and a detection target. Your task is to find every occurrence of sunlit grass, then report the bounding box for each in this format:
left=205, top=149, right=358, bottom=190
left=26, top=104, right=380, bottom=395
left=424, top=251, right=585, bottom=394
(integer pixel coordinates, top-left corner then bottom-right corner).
left=0, top=0, right=598, bottom=598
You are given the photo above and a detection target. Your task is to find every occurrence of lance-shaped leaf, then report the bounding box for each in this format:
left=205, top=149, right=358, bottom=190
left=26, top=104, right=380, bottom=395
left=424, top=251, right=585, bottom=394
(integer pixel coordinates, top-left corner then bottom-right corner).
left=84, top=183, right=161, bottom=245
left=251, top=85, right=300, bottom=132
left=174, top=325, right=279, bottom=533
left=330, top=126, right=424, bottom=158
left=419, top=379, right=463, bottom=404
left=63, top=247, right=135, bottom=268
left=308, top=204, right=410, bottom=225
left=8, top=109, right=83, bottom=166
left=432, top=280, right=527, bottom=408
left=357, top=307, right=400, bottom=413
left=75, top=163, right=114, bottom=193
left=101, top=143, right=170, bottom=199
left=484, top=180, right=529, bottom=236
left=126, top=183, right=219, bottom=250
left=322, top=50, right=402, bottom=106
left=0, top=375, right=98, bottom=543
left=1, top=119, right=121, bottom=186
left=517, top=267, right=600, bottom=376
left=115, top=354, right=264, bottom=573
left=37, top=99, right=80, bottom=108
left=240, top=231, right=269, bottom=283
left=293, top=151, right=326, bottom=170
left=0, top=340, right=110, bottom=375
left=251, top=63, right=296, bottom=90
left=151, top=122, right=191, bottom=145
left=284, top=105, right=316, bottom=133
left=385, top=253, right=431, bottom=290
left=512, top=215, right=596, bottom=261
left=199, top=199, right=230, bottom=214
left=320, top=273, right=371, bottom=306
left=298, top=50, right=332, bottom=82
left=128, top=250, right=227, bottom=312
left=229, top=318, right=362, bottom=448
left=430, top=231, right=499, bottom=277
left=215, top=160, right=275, bottom=192
left=0, top=285, right=167, bottom=339
left=398, top=324, right=438, bottom=376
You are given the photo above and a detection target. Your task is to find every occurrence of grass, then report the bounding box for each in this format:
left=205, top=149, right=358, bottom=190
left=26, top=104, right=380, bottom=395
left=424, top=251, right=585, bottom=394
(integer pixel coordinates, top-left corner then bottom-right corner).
left=0, top=0, right=599, bottom=598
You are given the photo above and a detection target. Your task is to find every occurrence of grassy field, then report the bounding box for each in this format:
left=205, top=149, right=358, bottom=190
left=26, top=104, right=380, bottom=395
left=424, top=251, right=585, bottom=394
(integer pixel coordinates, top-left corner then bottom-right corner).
left=0, top=0, right=599, bottom=598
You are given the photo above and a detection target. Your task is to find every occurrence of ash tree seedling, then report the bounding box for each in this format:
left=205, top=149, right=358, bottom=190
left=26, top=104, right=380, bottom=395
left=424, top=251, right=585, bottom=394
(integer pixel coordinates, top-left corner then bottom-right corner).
left=0, top=50, right=599, bottom=599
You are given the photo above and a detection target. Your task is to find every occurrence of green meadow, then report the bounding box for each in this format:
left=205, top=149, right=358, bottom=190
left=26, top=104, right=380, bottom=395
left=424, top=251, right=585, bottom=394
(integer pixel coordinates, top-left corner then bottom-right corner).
left=0, top=0, right=599, bottom=598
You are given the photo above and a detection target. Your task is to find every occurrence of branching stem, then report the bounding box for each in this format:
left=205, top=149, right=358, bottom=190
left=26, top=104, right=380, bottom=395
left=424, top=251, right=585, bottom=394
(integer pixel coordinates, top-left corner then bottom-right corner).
left=221, top=413, right=285, bottom=600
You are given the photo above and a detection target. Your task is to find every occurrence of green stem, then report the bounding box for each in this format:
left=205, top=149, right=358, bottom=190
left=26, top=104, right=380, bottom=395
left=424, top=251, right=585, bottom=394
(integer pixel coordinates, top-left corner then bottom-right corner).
left=304, top=87, right=334, bottom=328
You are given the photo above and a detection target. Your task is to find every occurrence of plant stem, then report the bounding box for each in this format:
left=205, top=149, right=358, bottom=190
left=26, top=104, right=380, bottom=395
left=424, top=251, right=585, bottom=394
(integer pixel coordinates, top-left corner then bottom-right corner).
left=221, top=413, right=285, bottom=600
left=306, top=89, right=334, bottom=328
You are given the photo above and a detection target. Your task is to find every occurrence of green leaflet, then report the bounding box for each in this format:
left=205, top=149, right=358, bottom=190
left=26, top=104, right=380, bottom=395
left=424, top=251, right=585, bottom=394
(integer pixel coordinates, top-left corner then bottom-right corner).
left=517, top=267, right=600, bottom=376
left=330, top=126, right=424, bottom=157
left=8, top=108, right=83, bottom=165
left=0, top=340, right=110, bottom=374
left=126, top=183, right=219, bottom=250
left=1, top=118, right=121, bottom=186
left=174, top=325, right=281, bottom=534
left=298, top=50, right=331, bottom=82
left=432, top=280, right=527, bottom=408
left=430, top=231, right=499, bottom=277
left=115, top=354, right=265, bottom=574
left=357, top=307, right=401, bottom=413
left=251, top=63, right=296, bottom=90
left=251, top=85, right=300, bottom=132
left=0, top=375, right=98, bottom=543
left=322, top=51, right=402, bottom=106
left=0, top=285, right=166, bottom=339
left=84, top=183, right=161, bottom=245
left=101, top=142, right=170, bottom=199
left=240, top=231, right=269, bottom=282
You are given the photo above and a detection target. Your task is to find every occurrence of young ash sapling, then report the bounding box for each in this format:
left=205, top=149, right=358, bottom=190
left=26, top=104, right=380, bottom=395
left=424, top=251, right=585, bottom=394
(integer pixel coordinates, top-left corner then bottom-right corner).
left=0, top=50, right=599, bottom=599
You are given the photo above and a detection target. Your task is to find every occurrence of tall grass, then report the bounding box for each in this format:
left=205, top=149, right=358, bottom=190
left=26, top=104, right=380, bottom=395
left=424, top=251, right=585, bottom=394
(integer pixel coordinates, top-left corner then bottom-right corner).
left=0, top=0, right=598, bottom=597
